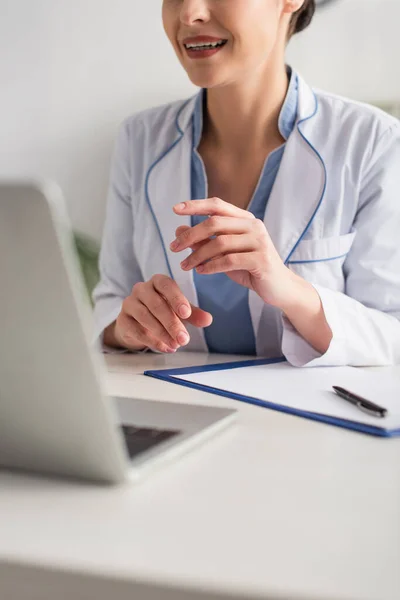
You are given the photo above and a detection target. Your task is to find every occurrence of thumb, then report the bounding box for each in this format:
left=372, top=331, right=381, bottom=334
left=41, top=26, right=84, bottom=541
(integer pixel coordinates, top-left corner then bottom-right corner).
left=185, top=304, right=213, bottom=328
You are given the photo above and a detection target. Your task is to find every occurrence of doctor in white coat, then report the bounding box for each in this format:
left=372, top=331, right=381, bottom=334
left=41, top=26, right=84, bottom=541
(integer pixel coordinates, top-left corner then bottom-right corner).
left=93, top=0, right=400, bottom=367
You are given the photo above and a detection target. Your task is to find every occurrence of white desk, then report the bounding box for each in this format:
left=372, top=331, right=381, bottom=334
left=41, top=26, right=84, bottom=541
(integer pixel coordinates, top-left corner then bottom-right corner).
left=1, top=353, right=400, bottom=600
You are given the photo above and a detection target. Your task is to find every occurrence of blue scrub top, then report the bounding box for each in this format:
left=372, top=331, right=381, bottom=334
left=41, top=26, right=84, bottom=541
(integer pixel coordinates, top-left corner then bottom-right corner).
left=191, top=71, right=299, bottom=355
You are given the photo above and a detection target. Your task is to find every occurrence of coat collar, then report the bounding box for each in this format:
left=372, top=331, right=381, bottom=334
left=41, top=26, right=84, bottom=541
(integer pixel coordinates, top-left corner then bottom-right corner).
left=263, top=74, right=327, bottom=264
left=146, top=71, right=326, bottom=353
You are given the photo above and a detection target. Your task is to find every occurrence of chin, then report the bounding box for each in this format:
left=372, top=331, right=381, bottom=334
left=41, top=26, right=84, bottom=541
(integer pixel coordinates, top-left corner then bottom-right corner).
left=186, top=67, right=228, bottom=90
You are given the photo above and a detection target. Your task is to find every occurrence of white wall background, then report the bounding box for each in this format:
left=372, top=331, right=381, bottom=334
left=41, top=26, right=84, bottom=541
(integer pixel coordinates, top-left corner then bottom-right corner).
left=1, top=0, right=399, bottom=240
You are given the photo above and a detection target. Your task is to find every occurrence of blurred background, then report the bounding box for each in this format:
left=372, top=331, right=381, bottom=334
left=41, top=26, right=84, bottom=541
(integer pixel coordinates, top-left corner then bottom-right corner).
left=1, top=0, right=399, bottom=291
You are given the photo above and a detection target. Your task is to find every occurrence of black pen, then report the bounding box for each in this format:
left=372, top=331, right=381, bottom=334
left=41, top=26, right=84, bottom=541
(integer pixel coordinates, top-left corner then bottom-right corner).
left=332, top=386, right=388, bottom=419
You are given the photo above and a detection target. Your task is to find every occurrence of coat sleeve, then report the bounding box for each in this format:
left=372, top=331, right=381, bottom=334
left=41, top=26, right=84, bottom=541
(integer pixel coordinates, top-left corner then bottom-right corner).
left=92, top=119, right=144, bottom=348
left=282, top=121, right=400, bottom=367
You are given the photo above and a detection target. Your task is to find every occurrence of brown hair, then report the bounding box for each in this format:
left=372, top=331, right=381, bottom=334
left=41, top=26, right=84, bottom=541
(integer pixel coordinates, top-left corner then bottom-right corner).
left=289, top=0, right=316, bottom=37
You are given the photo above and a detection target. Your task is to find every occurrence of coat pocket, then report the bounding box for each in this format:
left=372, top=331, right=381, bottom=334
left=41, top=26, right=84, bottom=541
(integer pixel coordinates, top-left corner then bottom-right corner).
left=287, top=231, right=357, bottom=264
left=286, top=231, right=357, bottom=292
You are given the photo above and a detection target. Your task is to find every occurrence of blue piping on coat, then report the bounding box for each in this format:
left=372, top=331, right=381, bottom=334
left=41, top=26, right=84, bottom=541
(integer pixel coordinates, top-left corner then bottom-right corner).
left=288, top=252, right=348, bottom=265
left=144, top=99, right=191, bottom=279
left=284, top=92, right=328, bottom=265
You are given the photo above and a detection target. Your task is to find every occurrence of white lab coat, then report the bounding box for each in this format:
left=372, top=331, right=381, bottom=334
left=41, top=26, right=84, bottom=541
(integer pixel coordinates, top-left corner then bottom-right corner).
left=93, top=72, right=400, bottom=366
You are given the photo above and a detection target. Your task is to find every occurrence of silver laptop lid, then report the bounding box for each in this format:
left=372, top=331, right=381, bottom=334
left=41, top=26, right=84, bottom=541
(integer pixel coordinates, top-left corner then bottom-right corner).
left=0, top=181, right=127, bottom=483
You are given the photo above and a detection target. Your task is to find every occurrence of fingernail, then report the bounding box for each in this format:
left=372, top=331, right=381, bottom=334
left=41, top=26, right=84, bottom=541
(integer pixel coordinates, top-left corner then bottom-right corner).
left=196, top=265, right=205, bottom=273
left=170, top=240, right=179, bottom=251
left=178, top=304, right=191, bottom=318
left=174, top=203, right=186, bottom=211
left=177, top=332, right=189, bottom=346
left=166, top=347, right=177, bottom=353
left=180, top=259, right=189, bottom=269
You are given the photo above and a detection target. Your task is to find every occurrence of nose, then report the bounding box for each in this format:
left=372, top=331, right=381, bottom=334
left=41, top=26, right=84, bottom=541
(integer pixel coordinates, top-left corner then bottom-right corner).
left=180, top=0, right=210, bottom=26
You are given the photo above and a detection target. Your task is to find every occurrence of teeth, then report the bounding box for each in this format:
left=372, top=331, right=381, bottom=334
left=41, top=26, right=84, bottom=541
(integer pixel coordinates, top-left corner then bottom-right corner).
left=185, top=40, right=226, bottom=50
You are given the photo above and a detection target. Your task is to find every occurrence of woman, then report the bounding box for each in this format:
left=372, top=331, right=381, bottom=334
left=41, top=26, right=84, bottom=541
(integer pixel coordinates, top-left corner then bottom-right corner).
left=93, top=0, right=400, bottom=367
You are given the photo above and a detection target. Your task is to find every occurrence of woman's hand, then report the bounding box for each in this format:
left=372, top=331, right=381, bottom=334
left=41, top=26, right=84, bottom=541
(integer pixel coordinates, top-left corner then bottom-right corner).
left=170, top=197, right=299, bottom=312
left=112, top=275, right=212, bottom=353
left=170, top=197, right=332, bottom=355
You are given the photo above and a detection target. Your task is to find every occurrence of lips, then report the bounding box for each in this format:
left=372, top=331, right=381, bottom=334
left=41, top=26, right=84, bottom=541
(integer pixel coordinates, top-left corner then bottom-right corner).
left=182, top=36, right=228, bottom=59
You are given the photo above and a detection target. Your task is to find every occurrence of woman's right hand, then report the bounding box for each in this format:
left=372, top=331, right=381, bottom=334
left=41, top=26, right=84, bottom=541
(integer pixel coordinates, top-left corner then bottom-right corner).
left=109, top=274, right=213, bottom=353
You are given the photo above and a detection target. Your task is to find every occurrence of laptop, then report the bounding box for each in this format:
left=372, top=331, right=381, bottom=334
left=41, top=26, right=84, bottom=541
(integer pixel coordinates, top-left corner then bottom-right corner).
left=0, top=181, right=236, bottom=484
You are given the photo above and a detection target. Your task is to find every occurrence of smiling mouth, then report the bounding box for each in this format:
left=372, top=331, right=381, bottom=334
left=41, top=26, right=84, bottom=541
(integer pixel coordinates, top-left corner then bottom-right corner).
left=184, top=40, right=228, bottom=51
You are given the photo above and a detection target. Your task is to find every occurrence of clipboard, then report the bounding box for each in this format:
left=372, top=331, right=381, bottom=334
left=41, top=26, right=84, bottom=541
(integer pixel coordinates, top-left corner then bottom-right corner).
left=145, top=358, right=400, bottom=438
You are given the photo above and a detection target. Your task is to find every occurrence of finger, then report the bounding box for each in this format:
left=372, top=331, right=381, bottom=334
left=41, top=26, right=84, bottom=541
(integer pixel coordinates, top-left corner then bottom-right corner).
left=186, top=304, right=213, bottom=328
left=124, top=296, right=179, bottom=350
left=195, top=252, right=259, bottom=276
left=175, top=225, right=207, bottom=253
left=150, top=275, right=193, bottom=321
left=170, top=216, right=252, bottom=253
left=173, top=197, right=256, bottom=219
left=116, top=312, right=176, bottom=353
left=134, top=277, right=191, bottom=320
left=175, top=225, right=189, bottom=238
left=141, top=277, right=190, bottom=346
left=180, top=234, right=256, bottom=272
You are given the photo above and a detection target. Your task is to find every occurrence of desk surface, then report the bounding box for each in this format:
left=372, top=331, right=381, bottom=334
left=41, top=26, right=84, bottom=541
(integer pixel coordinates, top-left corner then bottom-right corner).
left=1, top=353, right=400, bottom=600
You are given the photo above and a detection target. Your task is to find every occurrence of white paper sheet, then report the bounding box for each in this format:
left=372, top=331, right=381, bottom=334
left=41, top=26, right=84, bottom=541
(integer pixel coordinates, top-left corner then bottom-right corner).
left=175, top=364, right=400, bottom=430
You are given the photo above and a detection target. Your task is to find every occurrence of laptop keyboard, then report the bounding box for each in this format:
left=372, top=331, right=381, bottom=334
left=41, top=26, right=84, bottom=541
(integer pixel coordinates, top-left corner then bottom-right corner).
left=121, top=425, right=181, bottom=460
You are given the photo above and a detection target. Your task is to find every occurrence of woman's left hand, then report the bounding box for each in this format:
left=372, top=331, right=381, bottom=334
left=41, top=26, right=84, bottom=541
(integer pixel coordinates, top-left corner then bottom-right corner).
left=170, top=197, right=301, bottom=312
